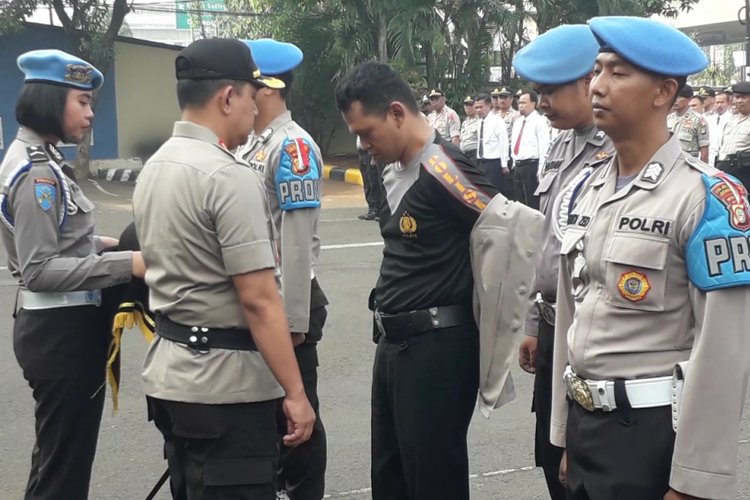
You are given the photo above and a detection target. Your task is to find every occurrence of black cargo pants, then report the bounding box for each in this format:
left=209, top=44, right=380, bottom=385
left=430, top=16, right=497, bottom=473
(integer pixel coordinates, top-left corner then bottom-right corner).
left=147, top=396, right=279, bottom=500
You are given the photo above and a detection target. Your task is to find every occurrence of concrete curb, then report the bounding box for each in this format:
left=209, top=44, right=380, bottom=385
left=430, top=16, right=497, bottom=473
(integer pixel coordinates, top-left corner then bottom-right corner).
left=324, top=164, right=363, bottom=186
left=95, top=168, right=140, bottom=182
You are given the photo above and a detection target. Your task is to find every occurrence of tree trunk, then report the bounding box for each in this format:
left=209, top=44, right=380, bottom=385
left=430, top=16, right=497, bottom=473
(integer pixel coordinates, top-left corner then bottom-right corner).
left=424, top=41, right=434, bottom=89
left=378, top=10, right=388, bottom=62
left=73, top=89, right=103, bottom=179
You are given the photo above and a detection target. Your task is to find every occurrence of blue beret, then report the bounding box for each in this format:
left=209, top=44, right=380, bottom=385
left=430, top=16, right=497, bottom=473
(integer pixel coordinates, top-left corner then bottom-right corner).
left=513, top=25, right=599, bottom=85
left=588, top=16, right=708, bottom=77
left=17, top=49, right=104, bottom=91
left=242, top=39, right=303, bottom=76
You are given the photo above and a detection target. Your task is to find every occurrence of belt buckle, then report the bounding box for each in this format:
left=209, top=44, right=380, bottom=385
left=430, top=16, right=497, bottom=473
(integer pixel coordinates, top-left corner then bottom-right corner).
left=534, top=293, right=556, bottom=326
left=565, top=372, right=595, bottom=411
left=374, top=312, right=386, bottom=337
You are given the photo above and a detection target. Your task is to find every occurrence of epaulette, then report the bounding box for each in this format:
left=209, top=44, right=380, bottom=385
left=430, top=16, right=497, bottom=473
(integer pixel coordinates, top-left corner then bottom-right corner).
left=420, top=143, right=493, bottom=212
left=26, top=145, right=49, bottom=163
left=683, top=153, right=714, bottom=175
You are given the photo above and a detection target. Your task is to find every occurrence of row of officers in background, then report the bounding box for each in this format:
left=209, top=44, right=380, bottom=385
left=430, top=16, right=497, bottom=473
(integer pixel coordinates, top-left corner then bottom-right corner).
left=424, top=87, right=559, bottom=210
left=424, top=80, right=750, bottom=210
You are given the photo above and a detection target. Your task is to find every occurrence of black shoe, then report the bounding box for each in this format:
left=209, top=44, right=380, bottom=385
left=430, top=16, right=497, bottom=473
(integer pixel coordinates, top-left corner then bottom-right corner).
left=358, top=211, right=377, bottom=221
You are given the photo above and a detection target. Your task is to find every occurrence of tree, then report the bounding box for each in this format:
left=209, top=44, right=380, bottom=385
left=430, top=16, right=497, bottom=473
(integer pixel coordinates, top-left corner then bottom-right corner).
left=0, top=0, right=131, bottom=178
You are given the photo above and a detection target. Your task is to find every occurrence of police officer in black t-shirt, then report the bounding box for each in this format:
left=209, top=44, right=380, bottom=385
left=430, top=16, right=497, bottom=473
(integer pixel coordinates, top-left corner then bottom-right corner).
left=335, top=62, right=498, bottom=500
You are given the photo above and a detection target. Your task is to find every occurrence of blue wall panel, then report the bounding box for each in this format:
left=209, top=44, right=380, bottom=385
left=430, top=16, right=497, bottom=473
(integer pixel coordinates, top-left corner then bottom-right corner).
left=0, top=25, right=118, bottom=163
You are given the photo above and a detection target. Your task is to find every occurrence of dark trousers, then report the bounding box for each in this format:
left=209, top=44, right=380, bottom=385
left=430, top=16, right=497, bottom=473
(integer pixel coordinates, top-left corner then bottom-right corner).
left=478, top=158, right=508, bottom=196
left=464, top=149, right=478, bottom=165
left=359, top=150, right=383, bottom=214
left=275, top=306, right=328, bottom=500
left=371, top=324, right=480, bottom=500
left=716, top=163, right=750, bottom=194
left=514, top=159, right=540, bottom=209
left=13, top=306, right=111, bottom=500
left=566, top=394, right=675, bottom=499
left=532, top=321, right=566, bottom=500
left=148, top=396, right=279, bottom=500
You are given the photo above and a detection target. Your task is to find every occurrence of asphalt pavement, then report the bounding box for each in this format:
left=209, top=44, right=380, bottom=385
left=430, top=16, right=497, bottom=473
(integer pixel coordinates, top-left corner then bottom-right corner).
left=0, top=179, right=749, bottom=500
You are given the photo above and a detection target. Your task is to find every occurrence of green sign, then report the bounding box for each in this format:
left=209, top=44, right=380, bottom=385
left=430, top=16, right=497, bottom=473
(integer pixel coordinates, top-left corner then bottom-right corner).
left=175, top=0, right=225, bottom=30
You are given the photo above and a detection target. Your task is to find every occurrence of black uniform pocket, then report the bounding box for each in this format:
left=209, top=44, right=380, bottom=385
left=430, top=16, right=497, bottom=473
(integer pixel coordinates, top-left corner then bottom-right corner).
left=169, top=402, right=222, bottom=439
left=203, top=458, right=274, bottom=486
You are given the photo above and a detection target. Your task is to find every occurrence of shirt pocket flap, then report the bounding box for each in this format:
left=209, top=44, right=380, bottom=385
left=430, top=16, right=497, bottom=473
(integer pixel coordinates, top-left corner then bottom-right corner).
left=560, top=229, right=585, bottom=255
left=72, top=188, right=95, bottom=213
left=535, top=173, right=556, bottom=196
left=605, top=234, right=669, bottom=271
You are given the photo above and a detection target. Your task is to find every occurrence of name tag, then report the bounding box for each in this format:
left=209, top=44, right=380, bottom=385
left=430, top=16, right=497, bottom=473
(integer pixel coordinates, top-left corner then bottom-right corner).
left=617, top=216, right=672, bottom=237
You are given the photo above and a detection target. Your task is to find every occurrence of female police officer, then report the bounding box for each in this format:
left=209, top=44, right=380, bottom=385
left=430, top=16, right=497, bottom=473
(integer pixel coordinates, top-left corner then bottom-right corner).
left=0, top=49, right=145, bottom=500
left=552, top=17, right=750, bottom=500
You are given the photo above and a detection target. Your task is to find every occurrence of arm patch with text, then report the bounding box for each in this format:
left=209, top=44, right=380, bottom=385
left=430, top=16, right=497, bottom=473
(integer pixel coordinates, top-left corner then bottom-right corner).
left=420, top=143, right=492, bottom=213
left=686, top=172, right=750, bottom=290
left=275, top=137, right=321, bottom=211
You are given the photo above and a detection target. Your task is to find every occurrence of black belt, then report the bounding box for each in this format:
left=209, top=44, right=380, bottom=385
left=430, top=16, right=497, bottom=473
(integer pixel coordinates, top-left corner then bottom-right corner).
left=515, top=158, right=538, bottom=166
left=374, top=304, right=474, bottom=339
left=155, top=314, right=258, bottom=351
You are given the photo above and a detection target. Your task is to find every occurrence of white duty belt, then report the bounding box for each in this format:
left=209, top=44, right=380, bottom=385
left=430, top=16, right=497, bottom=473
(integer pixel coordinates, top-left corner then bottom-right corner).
left=20, top=289, right=102, bottom=310
left=563, top=365, right=680, bottom=412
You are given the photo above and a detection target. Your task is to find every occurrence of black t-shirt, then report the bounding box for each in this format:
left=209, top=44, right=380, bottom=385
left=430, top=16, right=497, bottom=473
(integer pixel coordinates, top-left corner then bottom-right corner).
left=374, top=133, right=498, bottom=314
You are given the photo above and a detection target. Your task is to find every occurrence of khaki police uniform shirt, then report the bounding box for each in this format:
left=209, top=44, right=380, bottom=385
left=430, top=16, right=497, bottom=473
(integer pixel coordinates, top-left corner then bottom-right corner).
left=498, top=108, right=520, bottom=141
left=524, top=126, right=614, bottom=337
left=0, top=128, right=133, bottom=293
left=667, top=109, right=709, bottom=157
left=719, top=112, right=750, bottom=159
left=551, top=135, right=750, bottom=499
left=460, top=115, right=479, bottom=152
left=237, top=111, right=322, bottom=334
left=133, top=122, right=284, bottom=404
left=428, top=105, right=461, bottom=140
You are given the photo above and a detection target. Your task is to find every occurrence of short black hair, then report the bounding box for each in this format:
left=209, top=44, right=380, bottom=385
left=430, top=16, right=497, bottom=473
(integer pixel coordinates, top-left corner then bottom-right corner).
left=15, top=83, right=69, bottom=141
left=176, top=79, right=251, bottom=110
left=717, top=91, right=729, bottom=100
left=690, top=95, right=704, bottom=104
left=335, top=62, right=419, bottom=116
left=678, top=84, right=694, bottom=99
left=519, top=89, right=539, bottom=104
left=275, top=71, right=294, bottom=100
left=475, top=94, right=491, bottom=105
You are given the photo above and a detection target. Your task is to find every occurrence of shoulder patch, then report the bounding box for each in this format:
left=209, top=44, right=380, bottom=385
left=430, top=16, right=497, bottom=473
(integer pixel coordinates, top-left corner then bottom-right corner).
left=420, top=143, right=492, bottom=212
left=276, top=138, right=321, bottom=211
left=34, top=178, right=57, bottom=211
left=686, top=172, right=750, bottom=291
left=26, top=146, right=49, bottom=164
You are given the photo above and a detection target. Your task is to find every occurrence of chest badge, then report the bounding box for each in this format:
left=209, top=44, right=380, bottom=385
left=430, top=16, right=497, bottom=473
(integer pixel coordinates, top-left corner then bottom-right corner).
left=618, top=271, right=651, bottom=302
left=400, top=212, right=417, bottom=238
left=255, top=150, right=267, bottom=162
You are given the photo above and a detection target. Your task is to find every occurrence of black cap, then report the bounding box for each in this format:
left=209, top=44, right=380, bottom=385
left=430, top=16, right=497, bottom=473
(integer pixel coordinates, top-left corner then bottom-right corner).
left=696, top=85, right=715, bottom=98
left=175, top=38, right=284, bottom=89
left=733, top=81, right=750, bottom=95
left=724, top=85, right=734, bottom=95
left=678, top=85, right=694, bottom=99
left=463, top=95, right=475, bottom=104
left=428, top=89, right=444, bottom=98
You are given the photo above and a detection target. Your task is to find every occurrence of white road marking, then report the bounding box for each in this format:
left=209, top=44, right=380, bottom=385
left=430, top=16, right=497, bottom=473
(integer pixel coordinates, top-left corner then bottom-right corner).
left=86, top=179, right=119, bottom=197
left=321, top=242, right=383, bottom=250
left=323, top=440, right=750, bottom=498
left=322, top=465, right=537, bottom=498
